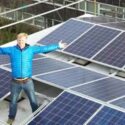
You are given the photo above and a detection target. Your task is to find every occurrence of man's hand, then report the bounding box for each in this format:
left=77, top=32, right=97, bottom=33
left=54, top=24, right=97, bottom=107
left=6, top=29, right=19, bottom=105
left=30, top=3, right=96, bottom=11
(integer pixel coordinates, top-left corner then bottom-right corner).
left=59, top=41, right=67, bottom=49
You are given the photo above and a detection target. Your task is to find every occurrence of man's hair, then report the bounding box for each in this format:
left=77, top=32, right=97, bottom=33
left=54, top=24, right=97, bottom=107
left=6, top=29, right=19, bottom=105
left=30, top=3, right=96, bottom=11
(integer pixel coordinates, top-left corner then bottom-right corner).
left=17, top=33, right=28, bottom=39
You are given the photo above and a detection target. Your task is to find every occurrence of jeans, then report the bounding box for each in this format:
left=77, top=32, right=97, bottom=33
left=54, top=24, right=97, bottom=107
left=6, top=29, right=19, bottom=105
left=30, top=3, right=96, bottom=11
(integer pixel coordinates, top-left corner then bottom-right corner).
left=8, top=79, right=38, bottom=119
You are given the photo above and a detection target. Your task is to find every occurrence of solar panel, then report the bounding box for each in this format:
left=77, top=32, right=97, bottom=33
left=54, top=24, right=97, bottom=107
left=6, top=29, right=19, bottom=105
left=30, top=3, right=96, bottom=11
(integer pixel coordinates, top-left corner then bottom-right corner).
left=28, top=92, right=101, bottom=125
left=72, top=77, right=125, bottom=101
left=35, top=67, right=107, bottom=88
left=64, top=25, right=120, bottom=58
left=5, top=58, right=74, bottom=76
left=88, top=106, right=125, bottom=125
left=0, top=68, right=11, bottom=100
left=94, top=32, right=125, bottom=68
left=0, top=55, right=10, bottom=65
left=111, top=97, right=125, bottom=109
left=38, top=19, right=93, bottom=45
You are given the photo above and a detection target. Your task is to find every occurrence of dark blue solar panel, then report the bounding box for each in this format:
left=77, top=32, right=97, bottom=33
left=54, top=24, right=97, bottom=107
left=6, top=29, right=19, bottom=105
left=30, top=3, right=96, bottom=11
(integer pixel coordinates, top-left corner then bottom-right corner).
left=38, top=19, right=93, bottom=45
left=88, top=106, right=125, bottom=125
left=94, top=32, right=125, bottom=68
left=72, top=77, right=125, bottom=101
left=0, top=55, right=10, bottom=65
left=111, top=97, right=125, bottom=109
left=0, top=68, right=11, bottom=99
left=28, top=92, right=101, bottom=125
left=36, top=67, right=106, bottom=88
left=64, top=25, right=120, bottom=58
left=5, top=58, right=74, bottom=75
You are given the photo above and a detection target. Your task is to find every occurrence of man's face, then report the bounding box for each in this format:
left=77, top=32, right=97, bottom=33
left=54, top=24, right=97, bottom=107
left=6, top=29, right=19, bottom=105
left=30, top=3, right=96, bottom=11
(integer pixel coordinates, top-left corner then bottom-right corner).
left=17, top=36, right=27, bottom=49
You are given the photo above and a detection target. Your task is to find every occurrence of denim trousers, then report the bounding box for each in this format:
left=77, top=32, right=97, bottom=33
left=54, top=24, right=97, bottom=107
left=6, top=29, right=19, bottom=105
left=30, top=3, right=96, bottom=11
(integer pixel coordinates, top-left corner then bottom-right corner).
left=8, top=79, right=38, bottom=119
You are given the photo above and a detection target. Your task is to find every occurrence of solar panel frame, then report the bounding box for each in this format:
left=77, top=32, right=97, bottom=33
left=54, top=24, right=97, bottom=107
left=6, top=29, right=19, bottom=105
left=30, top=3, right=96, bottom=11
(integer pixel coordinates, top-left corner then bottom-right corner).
left=27, top=92, right=101, bottom=125
left=94, top=32, right=125, bottom=68
left=37, top=18, right=94, bottom=46
left=35, top=67, right=108, bottom=88
left=64, top=25, right=121, bottom=58
left=72, top=77, right=125, bottom=102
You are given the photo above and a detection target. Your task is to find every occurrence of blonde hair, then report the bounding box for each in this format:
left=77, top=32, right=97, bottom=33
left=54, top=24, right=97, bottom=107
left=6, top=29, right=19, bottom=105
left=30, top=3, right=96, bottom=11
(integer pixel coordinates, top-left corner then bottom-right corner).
left=17, top=33, right=28, bottom=39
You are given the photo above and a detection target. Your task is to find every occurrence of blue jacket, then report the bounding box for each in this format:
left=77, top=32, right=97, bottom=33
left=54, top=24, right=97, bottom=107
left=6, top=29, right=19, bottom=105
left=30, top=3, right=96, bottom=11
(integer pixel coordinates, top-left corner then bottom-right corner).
left=0, top=44, right=60, bottom=78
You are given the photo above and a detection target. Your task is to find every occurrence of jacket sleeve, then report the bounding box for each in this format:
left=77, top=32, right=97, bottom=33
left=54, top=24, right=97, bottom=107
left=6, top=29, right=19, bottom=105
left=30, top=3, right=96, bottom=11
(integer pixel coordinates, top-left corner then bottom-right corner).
left=0, top=47, right=12, bottom=55
left=32, top=44, right=60, bottom=54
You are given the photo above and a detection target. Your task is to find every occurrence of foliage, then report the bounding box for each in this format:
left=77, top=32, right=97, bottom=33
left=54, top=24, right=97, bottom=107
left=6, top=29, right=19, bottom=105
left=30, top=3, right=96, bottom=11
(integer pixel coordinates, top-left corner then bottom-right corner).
left=0, top=17, right=39, bottom=45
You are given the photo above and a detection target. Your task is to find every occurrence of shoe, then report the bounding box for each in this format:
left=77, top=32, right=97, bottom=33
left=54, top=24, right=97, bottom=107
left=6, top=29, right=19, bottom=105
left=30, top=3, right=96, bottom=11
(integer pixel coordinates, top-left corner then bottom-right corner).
left=7, top=118, right=14, bottom=125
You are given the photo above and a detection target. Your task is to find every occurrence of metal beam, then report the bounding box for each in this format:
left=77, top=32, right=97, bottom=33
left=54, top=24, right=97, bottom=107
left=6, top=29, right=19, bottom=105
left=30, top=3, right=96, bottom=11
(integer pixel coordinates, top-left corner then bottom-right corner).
left=0, top=0, right=48, bottom=16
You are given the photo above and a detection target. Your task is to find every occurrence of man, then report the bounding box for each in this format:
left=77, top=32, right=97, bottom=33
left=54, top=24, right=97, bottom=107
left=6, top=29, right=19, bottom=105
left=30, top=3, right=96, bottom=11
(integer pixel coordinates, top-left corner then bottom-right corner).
left=0, top=33, right=66, bottom=125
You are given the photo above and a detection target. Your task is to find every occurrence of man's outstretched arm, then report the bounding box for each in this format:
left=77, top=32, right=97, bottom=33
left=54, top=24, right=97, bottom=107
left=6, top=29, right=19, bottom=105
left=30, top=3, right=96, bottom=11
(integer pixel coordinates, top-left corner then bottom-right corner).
left=33, top=41, right=67, bottom=54
left=0, top=46, right=12, bottom=55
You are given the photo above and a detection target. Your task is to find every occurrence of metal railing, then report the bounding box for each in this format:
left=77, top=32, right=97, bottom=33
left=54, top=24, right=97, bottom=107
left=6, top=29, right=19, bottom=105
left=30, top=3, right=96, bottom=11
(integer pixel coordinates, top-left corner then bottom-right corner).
left=75, top=0, right=125, bottom=19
